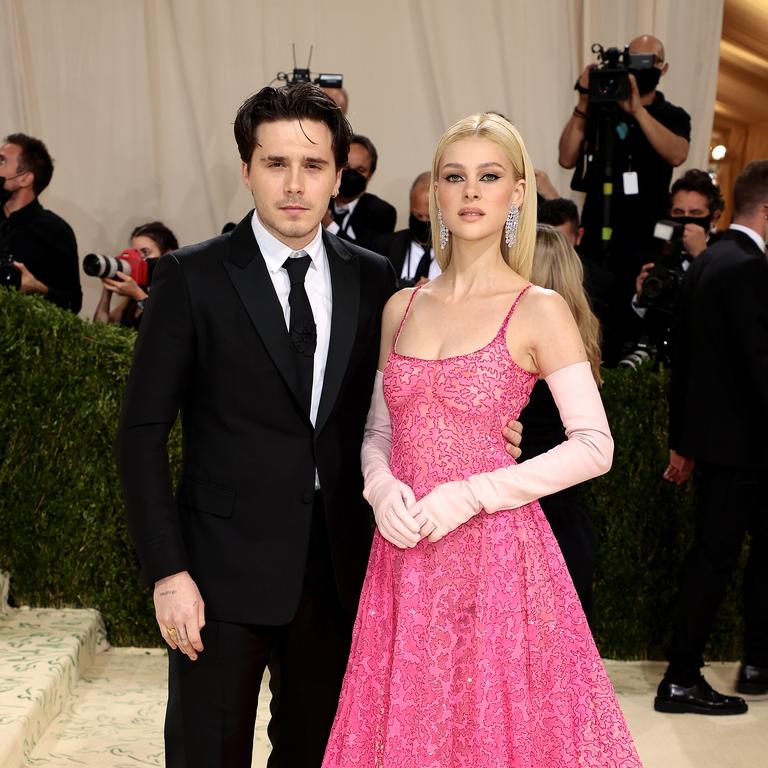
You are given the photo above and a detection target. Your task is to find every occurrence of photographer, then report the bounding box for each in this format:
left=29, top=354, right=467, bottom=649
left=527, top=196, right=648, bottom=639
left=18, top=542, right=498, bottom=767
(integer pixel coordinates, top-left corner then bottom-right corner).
left=376, top=171, right=439, bottom=287
left=92, top=221, right=178, bottom=328
left=559, top=35, right=690, bottom=280
left=0, top=133, right=81, bottom=313
left=655, top=160, right=768, bottom=715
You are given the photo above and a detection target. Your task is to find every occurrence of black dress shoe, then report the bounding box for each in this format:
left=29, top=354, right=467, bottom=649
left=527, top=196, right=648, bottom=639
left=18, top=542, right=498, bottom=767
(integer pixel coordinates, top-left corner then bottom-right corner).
left=737, top=664, right=768, bottom=695
left=654, top=675, right=748, bottom=715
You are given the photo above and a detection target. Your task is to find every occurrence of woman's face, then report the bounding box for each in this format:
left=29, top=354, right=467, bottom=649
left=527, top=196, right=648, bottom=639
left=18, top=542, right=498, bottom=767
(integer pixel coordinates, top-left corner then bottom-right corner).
left=131, top=234, right=163, bottom=259
left=435, top=136, right=524, bottom=245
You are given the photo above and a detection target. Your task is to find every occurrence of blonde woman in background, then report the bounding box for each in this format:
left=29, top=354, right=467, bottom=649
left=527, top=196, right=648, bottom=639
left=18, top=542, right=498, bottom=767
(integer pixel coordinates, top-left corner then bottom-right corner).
left=323, top=114, right=640, bottom=767
left=517, top=223, right=603, bottom=628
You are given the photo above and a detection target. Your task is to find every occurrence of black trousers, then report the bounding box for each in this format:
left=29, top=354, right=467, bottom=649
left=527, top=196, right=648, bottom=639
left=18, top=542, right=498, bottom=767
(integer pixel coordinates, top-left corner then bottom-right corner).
left=666, top=463, right=768, bottom=682
left=540, top=492, right=595, bottom=629
left=165, top=494, right=354, bottom=768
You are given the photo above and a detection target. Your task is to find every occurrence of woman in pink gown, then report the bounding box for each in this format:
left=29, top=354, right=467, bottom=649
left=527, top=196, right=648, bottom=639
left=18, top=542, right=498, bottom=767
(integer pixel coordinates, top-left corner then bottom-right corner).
left=322, top=113, right=642, bottom=767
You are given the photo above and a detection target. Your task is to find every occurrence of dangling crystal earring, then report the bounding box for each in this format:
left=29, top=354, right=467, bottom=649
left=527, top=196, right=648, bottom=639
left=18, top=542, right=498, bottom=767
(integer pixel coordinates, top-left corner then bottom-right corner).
left=437, top=208, right=449, bottom=250
left=505, top=205, right=520, bottom=248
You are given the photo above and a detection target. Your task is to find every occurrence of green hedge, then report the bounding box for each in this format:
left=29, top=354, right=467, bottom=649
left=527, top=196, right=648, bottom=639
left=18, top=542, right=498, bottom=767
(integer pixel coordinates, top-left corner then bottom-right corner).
left=0, top=290, right=745, bottom=658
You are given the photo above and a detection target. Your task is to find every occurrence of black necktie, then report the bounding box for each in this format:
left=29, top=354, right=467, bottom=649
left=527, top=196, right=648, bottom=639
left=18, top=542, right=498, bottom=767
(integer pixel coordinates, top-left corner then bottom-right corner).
left=332, top=207, right=349, bottom=229
left=414, top=245, right=432, bottom=280
left=283, top=252, right=316, bottom=416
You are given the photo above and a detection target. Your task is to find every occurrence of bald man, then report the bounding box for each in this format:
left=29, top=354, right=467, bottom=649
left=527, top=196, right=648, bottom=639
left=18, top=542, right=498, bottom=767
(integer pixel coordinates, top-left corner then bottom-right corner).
left=558, top=35, right=690, bottom=359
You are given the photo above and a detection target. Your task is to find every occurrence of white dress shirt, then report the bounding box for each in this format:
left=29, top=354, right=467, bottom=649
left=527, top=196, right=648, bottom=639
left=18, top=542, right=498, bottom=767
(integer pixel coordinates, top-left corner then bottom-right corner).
left=402, top=240, right=441, bottom=281
left=730, top=224, right=767, bottom=254
left=250, top=211, right=332, bottom=428
left=326, top=196, right=359, bottom=240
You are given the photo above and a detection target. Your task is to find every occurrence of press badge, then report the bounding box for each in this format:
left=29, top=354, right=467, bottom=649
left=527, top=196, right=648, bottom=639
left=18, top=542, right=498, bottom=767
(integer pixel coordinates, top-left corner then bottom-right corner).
left=623, top=171, right=639, bottom=195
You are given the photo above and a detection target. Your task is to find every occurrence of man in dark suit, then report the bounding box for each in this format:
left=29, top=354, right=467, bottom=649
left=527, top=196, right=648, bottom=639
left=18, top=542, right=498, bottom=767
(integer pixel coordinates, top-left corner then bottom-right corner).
left=377, top=171, right=439, bottom=287
left=326, top=134, right=396, bottom=250
left=115, top=84, right=396, bottom=768
left=655, top=159, right=768, bottom=715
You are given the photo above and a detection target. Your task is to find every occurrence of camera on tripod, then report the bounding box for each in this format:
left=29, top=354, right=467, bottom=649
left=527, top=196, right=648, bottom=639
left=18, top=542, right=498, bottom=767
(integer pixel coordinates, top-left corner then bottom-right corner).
left=82, top=248, right=157, bottom=287
left=273, top=45, right=343, bottom=90
left=588, top=43, right=656, bottom=104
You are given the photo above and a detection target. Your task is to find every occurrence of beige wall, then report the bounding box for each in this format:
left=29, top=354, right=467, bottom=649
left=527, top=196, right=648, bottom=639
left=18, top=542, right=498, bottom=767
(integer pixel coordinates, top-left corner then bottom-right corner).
left=0, top=0, right=723, bottom=318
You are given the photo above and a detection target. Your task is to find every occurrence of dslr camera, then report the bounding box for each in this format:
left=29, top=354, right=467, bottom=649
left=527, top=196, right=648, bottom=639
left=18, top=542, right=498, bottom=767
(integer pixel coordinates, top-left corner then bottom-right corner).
left=0, top=249, right=21, bottom=290
left=638, top=220, right=687, bottom=313
left=82, top=248, right=157, bottom=287
left=588, top=43, right=656, bottom=104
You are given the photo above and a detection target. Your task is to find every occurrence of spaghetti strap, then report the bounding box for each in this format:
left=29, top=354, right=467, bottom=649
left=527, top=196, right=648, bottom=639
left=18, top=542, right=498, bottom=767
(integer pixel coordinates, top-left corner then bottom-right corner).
left=498, top=283, right=533, bottom=337
left=393, top=285, right=423, bottom=346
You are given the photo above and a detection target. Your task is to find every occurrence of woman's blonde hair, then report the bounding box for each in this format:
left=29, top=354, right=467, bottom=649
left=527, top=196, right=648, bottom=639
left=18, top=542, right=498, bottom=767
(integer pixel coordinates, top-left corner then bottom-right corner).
left=532, top=224, right=603, bottom=385
left=429, top=113, right=537, bottom=279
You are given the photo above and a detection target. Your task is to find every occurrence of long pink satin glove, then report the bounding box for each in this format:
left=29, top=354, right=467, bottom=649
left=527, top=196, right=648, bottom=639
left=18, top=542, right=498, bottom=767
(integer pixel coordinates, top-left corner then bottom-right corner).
left=411, top=361, right=613, bottom=543
left=361, top=371, right=421, bottom=549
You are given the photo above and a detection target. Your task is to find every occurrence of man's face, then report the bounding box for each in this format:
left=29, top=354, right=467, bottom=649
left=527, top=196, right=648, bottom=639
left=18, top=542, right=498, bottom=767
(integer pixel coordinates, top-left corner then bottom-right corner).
left=554, top=220, right=583, bottom=247
left=241, top=119, right=341, bottom=249
left=348, top=143, right=373, bottom=180
left=410, top=186, right=430, bottom=221
left=0, top=143, right=30, bottom=194
left=670, top=190, right=710, bottom=219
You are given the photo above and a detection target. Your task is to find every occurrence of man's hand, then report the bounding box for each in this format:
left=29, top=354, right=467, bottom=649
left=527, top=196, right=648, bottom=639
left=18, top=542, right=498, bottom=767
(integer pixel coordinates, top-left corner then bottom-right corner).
left=12, top=261, right=48, bottom=295
left=663, top=449, right=694, bottom=485
left=682, top=224, right=708, bottom=259
left=534, top=169, right=559, bottom=201
left=154, top=571, right=206, bottom=660
left=103, top=272, right=147, bottom=301
left=502, top=419, right=523, bottom=459
left=635, top=262, right=655, bottom=300
left=618, top=73, right=642, bottom=116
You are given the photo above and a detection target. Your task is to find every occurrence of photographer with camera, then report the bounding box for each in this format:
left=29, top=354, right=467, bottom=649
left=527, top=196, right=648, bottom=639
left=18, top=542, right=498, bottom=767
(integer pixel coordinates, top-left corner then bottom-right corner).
left=91, top=221, right=179, bottom=328
left=559, top=35, right=690, bottom=282
left=0, top=133, right=81, bottom=313
left=376, top=171, right=440, bottom=288
left=654, top=160, right=768, bottom=715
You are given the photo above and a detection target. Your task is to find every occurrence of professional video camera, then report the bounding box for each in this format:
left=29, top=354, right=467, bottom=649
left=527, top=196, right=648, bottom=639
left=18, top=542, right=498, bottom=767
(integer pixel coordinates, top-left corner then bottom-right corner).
left=0, top=249, right=21, bottom=290
left=82, top=248, right=157, bottom=287
left=588, top=43, right=656, bottom=104
left=272, top=45, right=343, bottom=89
left=638, top=220, right=687, bottom=314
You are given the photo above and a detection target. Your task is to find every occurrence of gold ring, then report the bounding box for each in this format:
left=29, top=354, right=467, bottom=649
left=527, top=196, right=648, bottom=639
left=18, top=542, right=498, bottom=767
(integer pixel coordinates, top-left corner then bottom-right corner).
left=167, top=627, right=178, bottom=637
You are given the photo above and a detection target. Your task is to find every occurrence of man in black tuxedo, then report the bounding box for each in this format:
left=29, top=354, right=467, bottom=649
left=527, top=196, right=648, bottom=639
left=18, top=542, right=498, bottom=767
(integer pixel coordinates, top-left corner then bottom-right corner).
left=115, top=84, right=396, bottom=767
left=655, top=159, right=768, bottom=715
left=326, top=134, right=396, bottom=249
left=377, top=171, right=440, bottom=287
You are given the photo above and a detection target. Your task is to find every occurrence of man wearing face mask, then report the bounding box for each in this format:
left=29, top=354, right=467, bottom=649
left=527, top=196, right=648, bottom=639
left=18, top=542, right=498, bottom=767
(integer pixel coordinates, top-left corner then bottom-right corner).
left=376, top=171, right=438, bottom=288
left=656, top=159, right=768, bottom=715
left=0, top=133, right=81, bottom=313
left=559, top=35, right=690, bottom=286
left=632, top=169, right=723, bottom=319
left=325, top=134, right=396, bottom=250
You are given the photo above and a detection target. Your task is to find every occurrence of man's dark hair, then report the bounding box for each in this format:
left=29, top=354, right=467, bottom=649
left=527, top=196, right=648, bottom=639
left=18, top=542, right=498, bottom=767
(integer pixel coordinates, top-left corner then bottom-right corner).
left=733, top=160, right=768, bottom=217
left=234, top=83, right=351, bottom=170
left=350, top=134, right=379, bottom=175
left=538, top=198, right=580, bottom=229
left=670, top=169, right=722, bottom=215
left=5, top=133, right=54, bottom=195
left=130, top=221, right=179, bottom=253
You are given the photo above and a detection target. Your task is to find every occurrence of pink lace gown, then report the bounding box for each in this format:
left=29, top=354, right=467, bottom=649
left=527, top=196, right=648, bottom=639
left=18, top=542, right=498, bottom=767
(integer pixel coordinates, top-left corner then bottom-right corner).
left=322, top=287, right=642, bottom=767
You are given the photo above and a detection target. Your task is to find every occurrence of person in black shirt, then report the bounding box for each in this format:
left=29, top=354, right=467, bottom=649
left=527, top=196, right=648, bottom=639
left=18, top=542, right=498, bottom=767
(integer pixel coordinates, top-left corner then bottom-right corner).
left=0, top=133, right=81, bottom=313
left=558, top=35, right=691, bottom=282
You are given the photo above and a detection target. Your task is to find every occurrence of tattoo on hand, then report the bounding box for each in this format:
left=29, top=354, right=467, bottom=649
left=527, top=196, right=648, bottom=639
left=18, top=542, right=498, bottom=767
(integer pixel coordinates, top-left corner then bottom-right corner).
left=159, top=590, right=177, bottom=597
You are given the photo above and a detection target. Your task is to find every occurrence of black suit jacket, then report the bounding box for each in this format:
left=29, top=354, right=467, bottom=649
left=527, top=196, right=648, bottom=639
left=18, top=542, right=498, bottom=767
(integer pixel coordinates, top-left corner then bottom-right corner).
left=116, top=212, right=396, bottom=625
left=376, top=229, right=414, bottom=274
left=669, top=229, right=768, bottom=467
left=340, top=192, right=396, bottom=250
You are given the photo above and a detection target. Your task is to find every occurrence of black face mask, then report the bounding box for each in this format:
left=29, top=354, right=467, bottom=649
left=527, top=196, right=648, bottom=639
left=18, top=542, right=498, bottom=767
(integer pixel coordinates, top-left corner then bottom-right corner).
left=338, top=168, right=367, bottom=199
left=631, top=67, right=662, bottom=96
left=670, top=214, right=712, bottom=234
left=408, top=214, right=431, bottom=244
left=0, top=178, right=12, bottom=206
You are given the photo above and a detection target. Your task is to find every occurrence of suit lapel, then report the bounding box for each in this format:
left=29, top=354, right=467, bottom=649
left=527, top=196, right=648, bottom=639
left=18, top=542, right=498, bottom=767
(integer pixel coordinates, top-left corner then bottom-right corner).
left=316, top=231, right=360, bottom=435
left=222, top=213, right=307, bottom=419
